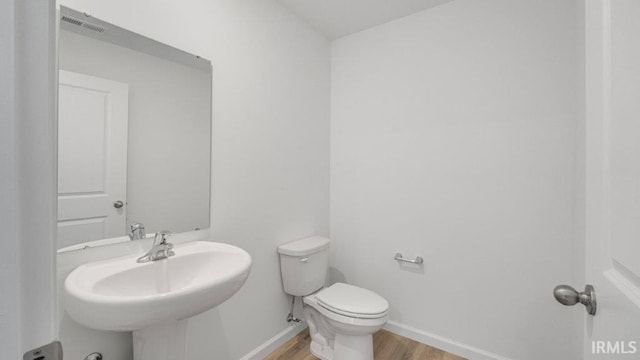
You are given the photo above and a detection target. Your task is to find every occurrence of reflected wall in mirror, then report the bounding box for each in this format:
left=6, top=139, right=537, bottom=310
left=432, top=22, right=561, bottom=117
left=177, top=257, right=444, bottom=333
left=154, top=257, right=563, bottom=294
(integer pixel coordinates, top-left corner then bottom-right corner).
left=57, top=7, right=212, bottom=251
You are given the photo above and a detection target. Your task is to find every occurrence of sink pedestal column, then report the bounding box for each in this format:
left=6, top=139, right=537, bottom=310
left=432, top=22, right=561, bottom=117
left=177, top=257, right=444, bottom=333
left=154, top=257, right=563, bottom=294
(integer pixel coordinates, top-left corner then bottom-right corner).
left=133, top=320, right=188, bottom=360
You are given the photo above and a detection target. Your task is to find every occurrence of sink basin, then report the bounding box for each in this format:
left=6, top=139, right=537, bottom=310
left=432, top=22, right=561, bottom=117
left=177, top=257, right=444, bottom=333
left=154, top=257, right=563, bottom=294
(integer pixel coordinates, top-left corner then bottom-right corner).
left=64, top=241, right=251, bottom=360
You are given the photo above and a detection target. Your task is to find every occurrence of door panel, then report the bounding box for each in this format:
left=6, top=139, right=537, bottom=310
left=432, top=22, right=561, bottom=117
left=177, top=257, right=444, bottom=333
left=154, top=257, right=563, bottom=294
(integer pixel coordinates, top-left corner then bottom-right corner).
left=57, top=70, right=129, bottom=248
left=610, top=0, right=640, bottom=278
left=58, top=85, right=108, bottom=194
left=585, top=0, right=640, bottom=358
left=57, top=217, right=106, bottom=249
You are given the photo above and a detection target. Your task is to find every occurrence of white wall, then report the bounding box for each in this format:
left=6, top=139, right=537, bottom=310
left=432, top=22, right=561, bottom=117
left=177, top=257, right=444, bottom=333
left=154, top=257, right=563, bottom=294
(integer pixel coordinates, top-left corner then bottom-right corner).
left=57, top=0, right=330, bottom=359
left=0, top=0, right=57, bottom=358
left=0, top=1, right=20, bottom=358
left=58, top=30, right=211, bottom=242
left=330, top=1, right=582, bottom=359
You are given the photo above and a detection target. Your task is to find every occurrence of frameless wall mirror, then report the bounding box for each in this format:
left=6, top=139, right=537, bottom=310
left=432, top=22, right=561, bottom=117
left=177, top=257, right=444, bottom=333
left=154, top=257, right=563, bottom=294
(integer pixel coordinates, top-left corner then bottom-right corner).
left=57, top=6, right=212, bottom=252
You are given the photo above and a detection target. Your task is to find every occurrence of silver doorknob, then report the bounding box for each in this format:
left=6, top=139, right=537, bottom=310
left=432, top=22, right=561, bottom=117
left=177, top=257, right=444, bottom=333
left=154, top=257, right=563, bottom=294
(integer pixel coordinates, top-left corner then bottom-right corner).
left=553, top=284, right=596, bottom=316
left=113, top=200, right=124, bottom=209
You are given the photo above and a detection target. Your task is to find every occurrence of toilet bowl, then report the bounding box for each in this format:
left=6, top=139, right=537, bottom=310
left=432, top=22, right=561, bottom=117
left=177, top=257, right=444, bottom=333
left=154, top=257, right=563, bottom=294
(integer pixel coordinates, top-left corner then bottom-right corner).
left=278, top=237, right=389, bottom=360
left=303, top=283, right=388, bottom=360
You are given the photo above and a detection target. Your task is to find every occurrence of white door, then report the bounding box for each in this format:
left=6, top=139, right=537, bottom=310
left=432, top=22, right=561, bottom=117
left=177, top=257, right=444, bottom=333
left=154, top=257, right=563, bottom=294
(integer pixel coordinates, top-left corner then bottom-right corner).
left=584, top=0, right=640, bottom=357
left=57, top=70, right=129, bottom=249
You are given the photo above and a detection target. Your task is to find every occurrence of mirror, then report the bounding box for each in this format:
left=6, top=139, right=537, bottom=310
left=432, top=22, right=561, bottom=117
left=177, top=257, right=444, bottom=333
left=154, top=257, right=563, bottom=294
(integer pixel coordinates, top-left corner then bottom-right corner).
left=57, top=7, right=211, bottom=251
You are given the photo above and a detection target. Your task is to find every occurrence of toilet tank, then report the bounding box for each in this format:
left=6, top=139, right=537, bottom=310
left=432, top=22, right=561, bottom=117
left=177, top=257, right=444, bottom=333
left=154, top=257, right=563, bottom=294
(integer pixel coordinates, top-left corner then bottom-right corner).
left=278, top=236, right=330, bottom=296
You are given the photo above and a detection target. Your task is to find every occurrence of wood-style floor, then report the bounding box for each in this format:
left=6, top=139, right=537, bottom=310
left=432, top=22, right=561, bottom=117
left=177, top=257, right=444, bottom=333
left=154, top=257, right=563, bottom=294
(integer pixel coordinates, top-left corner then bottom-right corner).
left=264, top=329, right=466, bottom=360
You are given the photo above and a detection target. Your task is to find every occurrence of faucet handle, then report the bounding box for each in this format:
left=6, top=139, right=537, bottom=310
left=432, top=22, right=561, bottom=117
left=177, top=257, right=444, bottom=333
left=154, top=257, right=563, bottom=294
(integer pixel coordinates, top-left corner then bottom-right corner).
left=131, top=222, right=144, bottom=230
left=129, top=222, right=146, bottom=240
left=153, top=230, right=172, bottom=245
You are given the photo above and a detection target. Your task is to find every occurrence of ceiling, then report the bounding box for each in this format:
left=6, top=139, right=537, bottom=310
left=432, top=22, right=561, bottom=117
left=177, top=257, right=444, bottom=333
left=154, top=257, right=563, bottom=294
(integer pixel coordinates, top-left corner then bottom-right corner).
left=277, top=0, right=454, bottom=40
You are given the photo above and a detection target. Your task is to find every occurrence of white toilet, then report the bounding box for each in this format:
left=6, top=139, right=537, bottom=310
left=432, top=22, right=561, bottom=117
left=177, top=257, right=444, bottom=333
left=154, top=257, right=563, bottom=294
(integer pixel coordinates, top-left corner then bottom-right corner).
left=278, top=236, right=389, bottom=360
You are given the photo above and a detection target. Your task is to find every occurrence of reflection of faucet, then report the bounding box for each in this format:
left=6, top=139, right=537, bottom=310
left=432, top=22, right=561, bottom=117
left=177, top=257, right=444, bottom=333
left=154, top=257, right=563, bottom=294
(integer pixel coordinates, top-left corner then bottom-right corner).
left=129, top=222, right=146, bottom=240
left=137, top=231, right=174, bottom=263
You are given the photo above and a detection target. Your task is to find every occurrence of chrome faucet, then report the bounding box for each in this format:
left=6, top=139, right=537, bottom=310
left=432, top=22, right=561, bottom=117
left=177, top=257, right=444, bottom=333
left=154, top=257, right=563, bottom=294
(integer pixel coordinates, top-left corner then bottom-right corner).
left=137, top=231, right=175, bottom=263
left=129, top=222, right=146, bottom=240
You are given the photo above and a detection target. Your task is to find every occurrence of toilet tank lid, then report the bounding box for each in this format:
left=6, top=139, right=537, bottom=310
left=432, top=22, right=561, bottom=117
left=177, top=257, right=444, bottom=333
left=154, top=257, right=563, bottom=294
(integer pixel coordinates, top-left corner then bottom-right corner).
left=278, top=236, right=330, bottom=256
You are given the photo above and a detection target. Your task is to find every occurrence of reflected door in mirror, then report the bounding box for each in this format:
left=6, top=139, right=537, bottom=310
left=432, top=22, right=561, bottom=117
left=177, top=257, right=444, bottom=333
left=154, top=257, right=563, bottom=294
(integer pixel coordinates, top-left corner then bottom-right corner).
left=57, top=71, right=129, bottom=249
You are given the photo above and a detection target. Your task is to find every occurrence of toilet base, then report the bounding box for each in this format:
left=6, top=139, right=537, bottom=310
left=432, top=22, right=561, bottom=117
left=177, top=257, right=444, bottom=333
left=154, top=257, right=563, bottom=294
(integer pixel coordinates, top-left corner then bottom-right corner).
left=310, top=340, right=333, bottom=360
left=333, top=333, right=374, bottom=360
left=311, top=334, right=373, bottom=360
left=310, top=333, right=373, bottom=360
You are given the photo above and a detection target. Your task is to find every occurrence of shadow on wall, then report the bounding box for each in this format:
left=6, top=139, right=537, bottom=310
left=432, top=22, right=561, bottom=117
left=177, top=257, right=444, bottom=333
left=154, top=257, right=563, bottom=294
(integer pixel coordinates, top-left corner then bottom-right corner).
left=185, top=308, right=233, bottom=359
left=328, top=266, right=347, bottom=285
left=59, top=302, right=236, bottom=360
left=395, top=261, right=425, bottom=275
left=59, top=312, right=133, bottom=360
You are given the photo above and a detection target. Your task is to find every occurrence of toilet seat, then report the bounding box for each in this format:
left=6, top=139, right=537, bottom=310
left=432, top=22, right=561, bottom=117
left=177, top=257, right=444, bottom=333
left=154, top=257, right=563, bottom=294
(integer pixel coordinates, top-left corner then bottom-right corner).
left=315, top=283, right=389, bottom=319
left=304, top=293, right=388, bottom=330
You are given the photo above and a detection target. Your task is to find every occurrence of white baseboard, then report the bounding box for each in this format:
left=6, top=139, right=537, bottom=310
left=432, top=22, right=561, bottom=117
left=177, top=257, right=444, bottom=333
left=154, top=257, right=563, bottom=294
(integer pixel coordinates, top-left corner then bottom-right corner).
left=239, top=320, right=509, bottom=360
left=383, top=321, right=511, bottom=360
left=239, top=322, right=307, bottom=360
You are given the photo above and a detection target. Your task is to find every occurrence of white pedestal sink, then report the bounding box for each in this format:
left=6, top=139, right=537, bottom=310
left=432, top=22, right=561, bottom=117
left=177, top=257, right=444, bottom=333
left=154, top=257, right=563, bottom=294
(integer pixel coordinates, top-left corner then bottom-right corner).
left=64, top=241, right=252, bottom=360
